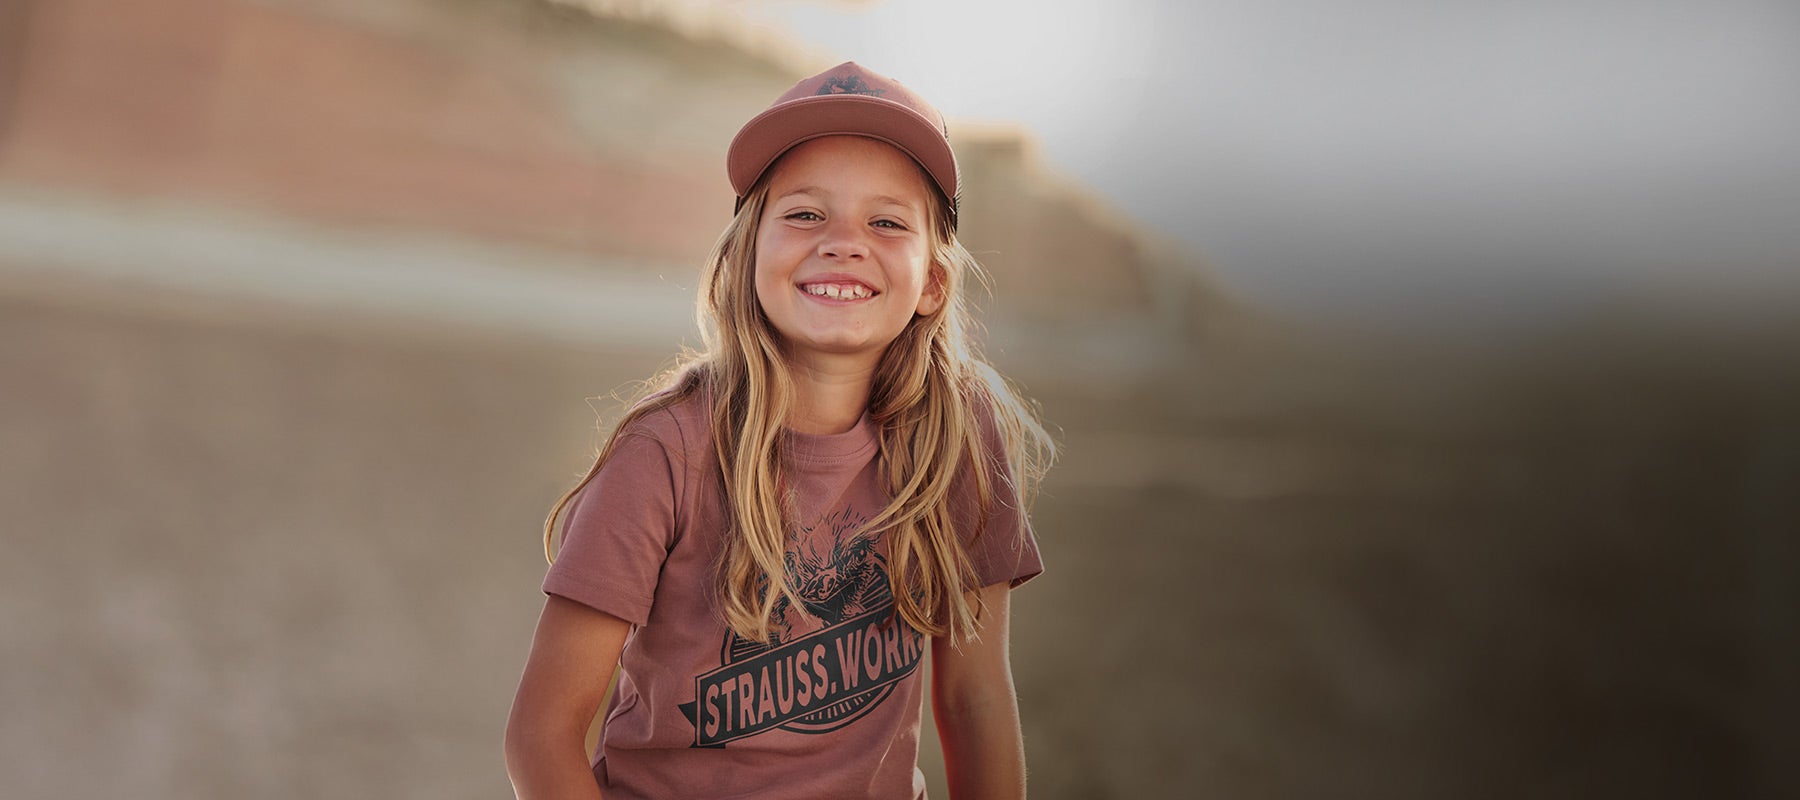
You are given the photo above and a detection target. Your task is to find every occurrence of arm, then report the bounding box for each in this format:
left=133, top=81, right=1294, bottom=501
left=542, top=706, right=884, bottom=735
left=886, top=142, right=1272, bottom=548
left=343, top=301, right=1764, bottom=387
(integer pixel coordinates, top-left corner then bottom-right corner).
left=504, top=594, right=631, bottom=800
left=932, top=581, right=1026, bottom=800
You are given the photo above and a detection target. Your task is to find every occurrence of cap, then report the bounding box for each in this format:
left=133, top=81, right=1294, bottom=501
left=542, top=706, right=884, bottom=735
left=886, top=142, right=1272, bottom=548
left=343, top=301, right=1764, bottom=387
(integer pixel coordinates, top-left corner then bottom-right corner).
left=728, top=61, right=958, bottom=225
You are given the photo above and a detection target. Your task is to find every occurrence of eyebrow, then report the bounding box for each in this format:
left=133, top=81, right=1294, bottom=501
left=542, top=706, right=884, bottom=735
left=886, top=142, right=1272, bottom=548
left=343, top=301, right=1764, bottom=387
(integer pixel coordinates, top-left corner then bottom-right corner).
left=773, top=186, right=920, bottom=211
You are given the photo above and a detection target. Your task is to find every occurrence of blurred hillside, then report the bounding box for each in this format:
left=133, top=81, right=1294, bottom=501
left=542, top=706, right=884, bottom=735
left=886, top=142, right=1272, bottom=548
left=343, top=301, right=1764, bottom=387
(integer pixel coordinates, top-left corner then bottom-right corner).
left=2, top=1, right=1796, bottom=799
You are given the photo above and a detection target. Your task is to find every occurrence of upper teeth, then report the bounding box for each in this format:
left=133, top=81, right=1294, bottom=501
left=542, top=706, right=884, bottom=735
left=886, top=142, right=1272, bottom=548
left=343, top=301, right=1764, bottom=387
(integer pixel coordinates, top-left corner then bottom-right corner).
left=803, top=283, right=873, bottom=299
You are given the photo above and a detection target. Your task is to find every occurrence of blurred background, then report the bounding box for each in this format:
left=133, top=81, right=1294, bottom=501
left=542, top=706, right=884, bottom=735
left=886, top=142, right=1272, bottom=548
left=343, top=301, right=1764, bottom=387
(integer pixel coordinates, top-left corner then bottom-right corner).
left=2, top=0, right=1795, bottom=797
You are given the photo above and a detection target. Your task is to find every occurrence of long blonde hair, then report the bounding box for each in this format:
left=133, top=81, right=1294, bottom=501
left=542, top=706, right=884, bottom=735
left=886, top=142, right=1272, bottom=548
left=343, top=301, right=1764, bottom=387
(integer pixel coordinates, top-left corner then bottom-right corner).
left=544, top=166, right=1054, bottom=644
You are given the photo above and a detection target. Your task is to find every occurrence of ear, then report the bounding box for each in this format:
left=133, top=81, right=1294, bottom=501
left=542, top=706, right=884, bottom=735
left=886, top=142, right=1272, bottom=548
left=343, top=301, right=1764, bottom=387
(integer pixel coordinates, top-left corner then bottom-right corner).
left=914, top=262, right=947, bottom=317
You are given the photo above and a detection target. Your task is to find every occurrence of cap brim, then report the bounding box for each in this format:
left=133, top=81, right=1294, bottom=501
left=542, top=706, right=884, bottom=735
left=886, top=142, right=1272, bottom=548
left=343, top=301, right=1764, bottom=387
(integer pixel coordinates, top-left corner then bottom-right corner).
left=727, top=94, right=957, bottom=203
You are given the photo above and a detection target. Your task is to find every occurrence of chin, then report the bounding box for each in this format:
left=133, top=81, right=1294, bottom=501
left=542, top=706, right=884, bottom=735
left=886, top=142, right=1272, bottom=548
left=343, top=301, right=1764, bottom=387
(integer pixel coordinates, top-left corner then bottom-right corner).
left=780, top=334, right=881, bottom=359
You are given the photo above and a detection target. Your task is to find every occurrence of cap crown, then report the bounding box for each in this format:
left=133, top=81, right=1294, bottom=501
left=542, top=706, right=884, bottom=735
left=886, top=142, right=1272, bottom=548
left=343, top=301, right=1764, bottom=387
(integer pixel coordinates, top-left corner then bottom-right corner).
left=728, top=61, right=959, bottom=218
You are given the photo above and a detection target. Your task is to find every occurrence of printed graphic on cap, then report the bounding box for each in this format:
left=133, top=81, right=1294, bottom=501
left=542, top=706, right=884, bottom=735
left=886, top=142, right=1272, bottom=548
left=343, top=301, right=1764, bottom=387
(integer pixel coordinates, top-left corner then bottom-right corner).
left=678, top=508, right=924, bottom=748
left=815, top=74, right=886, bottom=98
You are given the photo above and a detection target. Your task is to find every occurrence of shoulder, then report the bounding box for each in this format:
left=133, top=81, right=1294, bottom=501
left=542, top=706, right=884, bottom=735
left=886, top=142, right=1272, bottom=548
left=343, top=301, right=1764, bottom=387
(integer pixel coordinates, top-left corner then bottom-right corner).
left=615, top=386, right=713, bottom=457
left=559, top=389, right=714, bottom=542
left=600, top=386, right=720, bottom=499
left=947, top=383, right=1017, bottom=508
left=952, top=368, right=1054, bottom=522
left=962, top=376, right=1013, bottom=475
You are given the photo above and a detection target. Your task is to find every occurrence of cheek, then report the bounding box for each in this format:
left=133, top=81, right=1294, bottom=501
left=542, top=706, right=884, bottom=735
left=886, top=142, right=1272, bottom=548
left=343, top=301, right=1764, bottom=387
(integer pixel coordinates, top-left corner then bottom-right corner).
left=750, top=249, right=784, bottom=305
left=750, top=255, right=771, bottom=296
left=752, top=227, right=800, bottom=282
left=894, top=250, right=933, bottom=294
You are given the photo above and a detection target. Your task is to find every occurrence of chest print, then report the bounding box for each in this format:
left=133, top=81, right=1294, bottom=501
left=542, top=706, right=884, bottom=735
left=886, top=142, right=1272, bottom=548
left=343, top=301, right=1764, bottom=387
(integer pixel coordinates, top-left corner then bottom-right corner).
left=678, top=508, right=925, bottom=747
left=775, top=518, right=886, bottom=630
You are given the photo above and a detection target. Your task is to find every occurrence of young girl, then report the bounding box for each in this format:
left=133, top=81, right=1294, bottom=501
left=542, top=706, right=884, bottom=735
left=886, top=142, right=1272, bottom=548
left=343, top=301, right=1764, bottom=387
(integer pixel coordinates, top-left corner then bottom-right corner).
left=504, top=62, right=1054, bottom=800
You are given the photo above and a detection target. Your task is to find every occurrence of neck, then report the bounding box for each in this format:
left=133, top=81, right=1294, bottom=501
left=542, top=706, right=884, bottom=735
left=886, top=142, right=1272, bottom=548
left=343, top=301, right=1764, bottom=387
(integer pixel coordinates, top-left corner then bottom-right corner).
left=785, top=353, right=877, bottom=435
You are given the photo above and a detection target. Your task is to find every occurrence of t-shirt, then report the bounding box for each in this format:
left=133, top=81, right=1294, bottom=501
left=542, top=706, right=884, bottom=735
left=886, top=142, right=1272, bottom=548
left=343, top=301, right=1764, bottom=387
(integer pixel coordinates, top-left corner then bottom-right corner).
left=542, top=389, right=1043, bottom=800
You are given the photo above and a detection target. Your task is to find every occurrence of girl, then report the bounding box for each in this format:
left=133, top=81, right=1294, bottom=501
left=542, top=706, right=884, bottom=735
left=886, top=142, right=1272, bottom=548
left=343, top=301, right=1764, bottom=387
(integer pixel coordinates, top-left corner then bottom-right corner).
left=505, top=62, right=1054, bottom=800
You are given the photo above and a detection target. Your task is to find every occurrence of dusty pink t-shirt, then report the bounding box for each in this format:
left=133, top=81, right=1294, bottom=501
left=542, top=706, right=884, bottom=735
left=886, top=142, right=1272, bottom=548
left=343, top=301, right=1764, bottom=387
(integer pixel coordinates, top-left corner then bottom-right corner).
left=543, top=391, right=1043, bottom=800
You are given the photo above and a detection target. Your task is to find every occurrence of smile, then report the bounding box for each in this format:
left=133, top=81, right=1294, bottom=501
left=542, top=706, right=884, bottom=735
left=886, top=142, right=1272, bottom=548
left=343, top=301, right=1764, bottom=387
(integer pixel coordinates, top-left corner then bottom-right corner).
left=798, top=282, right=878, bottom=301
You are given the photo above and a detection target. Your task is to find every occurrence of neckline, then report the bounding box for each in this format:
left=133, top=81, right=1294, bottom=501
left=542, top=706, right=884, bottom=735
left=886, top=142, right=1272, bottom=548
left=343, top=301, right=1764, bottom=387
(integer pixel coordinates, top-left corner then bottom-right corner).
left=784, top=408, right=879, bottom=465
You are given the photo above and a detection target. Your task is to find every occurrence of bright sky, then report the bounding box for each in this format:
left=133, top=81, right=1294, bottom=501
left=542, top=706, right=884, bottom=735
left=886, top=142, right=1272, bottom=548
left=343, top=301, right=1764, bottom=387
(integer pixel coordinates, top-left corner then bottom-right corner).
left=730, top=0, right=1800, bottom=329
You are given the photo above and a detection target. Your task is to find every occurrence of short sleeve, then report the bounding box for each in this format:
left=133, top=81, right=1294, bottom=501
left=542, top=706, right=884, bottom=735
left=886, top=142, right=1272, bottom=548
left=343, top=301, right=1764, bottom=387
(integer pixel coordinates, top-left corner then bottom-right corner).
left=957, top=398, right=1045, bottom=590
left=542, top=415, right=681, bottom=626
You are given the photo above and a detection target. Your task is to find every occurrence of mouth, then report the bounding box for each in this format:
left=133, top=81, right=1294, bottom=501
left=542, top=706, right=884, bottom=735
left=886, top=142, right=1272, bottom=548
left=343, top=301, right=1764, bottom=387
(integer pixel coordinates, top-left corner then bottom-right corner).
left=796, top=281, right=879, bottom=302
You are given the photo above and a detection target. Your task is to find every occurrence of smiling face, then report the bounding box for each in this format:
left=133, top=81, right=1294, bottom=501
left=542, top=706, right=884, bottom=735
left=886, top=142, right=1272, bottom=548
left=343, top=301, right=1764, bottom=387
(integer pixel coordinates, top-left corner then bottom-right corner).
left=752, top=135, right=944, bottom=371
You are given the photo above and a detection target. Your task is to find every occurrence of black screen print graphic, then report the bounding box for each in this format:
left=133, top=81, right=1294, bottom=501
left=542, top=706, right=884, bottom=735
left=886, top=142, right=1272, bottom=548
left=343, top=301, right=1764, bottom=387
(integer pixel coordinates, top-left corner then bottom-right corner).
left=679, top=509, right=925, bottom=747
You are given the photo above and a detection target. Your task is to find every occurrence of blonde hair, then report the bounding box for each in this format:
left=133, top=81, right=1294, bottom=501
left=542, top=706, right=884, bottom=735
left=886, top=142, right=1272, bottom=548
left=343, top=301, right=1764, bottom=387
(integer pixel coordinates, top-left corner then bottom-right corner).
left=544, top=163, right=1054, bottom=644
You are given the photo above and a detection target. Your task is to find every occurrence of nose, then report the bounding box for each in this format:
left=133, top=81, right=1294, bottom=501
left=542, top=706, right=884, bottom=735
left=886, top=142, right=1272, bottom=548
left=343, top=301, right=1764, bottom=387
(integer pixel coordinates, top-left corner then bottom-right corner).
left=817, top=219, right=869, bottom=261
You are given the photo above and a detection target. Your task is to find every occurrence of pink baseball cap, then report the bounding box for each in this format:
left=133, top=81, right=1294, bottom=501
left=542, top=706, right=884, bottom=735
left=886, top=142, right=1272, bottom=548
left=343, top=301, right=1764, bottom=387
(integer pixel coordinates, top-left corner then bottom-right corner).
left=728, top=61, right=959, bottom=226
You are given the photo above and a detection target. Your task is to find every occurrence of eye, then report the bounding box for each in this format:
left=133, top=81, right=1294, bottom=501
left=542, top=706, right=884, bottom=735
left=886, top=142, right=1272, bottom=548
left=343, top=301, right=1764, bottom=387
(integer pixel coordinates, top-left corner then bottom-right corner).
left=872, top=218, right=908, bottom=230
left=784, top=210, right=822, bottom=222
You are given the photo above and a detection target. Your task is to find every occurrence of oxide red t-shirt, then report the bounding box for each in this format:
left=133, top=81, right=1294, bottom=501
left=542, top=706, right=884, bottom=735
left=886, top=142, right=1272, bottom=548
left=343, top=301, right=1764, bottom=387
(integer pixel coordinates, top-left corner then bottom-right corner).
left=543, top=390, right=1043, bottom=800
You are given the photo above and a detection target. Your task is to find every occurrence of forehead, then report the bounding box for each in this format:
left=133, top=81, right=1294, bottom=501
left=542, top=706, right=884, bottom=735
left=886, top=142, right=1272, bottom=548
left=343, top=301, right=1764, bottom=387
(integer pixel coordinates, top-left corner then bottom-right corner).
left=765, top=136, right=933, bottom=203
